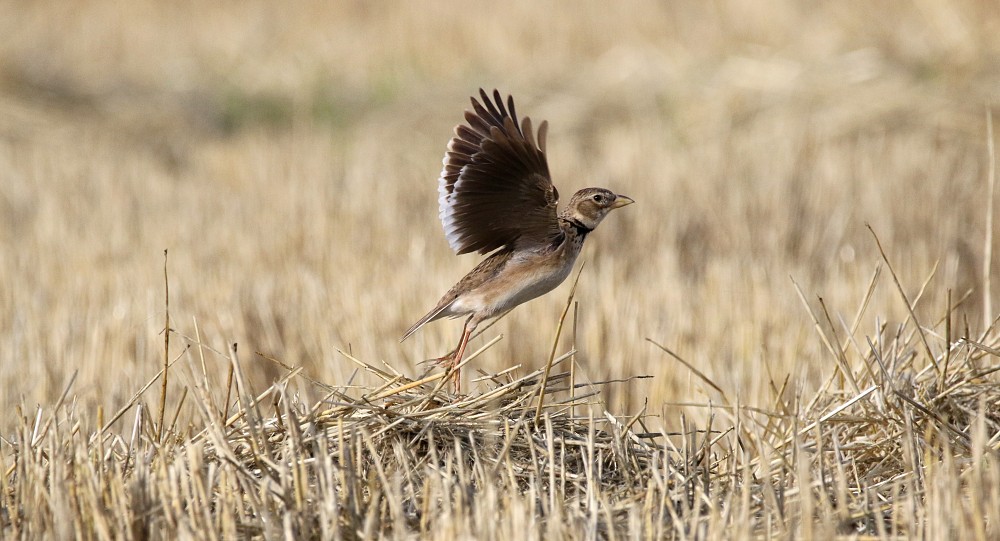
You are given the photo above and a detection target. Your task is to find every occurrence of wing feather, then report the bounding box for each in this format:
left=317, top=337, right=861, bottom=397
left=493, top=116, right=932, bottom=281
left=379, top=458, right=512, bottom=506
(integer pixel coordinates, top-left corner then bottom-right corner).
left=438, top=89, right=561, bottom=255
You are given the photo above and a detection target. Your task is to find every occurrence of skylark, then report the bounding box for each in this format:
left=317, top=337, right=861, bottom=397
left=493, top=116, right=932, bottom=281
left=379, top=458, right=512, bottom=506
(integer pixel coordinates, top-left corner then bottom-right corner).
left=402, top=89, right=633, bottom=393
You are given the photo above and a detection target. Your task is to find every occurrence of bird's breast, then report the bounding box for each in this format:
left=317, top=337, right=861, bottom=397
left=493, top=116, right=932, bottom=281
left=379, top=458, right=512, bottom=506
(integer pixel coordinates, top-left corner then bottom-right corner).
left=477, top=240, right=583, bottom=316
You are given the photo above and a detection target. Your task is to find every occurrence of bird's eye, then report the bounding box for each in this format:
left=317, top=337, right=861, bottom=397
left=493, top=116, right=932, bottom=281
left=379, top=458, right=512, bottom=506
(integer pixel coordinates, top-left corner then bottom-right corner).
left=593, top=194, right=604, bottom=203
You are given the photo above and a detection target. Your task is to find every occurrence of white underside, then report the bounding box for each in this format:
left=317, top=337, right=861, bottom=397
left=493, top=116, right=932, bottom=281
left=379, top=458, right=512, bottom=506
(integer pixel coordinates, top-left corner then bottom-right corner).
left=444, top=247, right=577, bottom=320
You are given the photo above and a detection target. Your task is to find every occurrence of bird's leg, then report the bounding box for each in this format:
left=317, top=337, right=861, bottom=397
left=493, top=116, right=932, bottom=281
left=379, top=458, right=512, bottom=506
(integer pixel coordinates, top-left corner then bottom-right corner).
left=421, top=316, right=477, bottom=394
left=448, top=317, right=476, bottom=394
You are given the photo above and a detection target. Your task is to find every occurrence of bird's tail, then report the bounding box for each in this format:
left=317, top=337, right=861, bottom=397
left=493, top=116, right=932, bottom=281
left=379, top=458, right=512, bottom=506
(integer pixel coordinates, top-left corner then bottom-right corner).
left=400, top=303, right=451, bottom=342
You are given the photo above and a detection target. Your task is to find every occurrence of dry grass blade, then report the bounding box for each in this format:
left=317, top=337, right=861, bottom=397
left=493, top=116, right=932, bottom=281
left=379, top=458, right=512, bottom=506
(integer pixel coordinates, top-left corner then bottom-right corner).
left=157, top=249, right=170, bottom=443
left=867, top=224, right=941, bottom=379
left=984, top=108, right=996, bottom=330
left=96, top=347, right=188, bottom=437
left=535, top=262, right=586, bottom=424
left=646, top=338, right=727, bottom=399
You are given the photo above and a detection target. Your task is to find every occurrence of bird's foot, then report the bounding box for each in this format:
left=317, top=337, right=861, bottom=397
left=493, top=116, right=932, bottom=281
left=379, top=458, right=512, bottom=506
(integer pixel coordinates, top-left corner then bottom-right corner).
left=419, top=349, right=459, bottom=369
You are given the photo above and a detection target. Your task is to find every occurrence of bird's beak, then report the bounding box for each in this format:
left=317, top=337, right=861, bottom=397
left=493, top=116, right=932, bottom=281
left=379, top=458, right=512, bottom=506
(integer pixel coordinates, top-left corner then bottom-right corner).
left=611, top=194, right=635, bottom=209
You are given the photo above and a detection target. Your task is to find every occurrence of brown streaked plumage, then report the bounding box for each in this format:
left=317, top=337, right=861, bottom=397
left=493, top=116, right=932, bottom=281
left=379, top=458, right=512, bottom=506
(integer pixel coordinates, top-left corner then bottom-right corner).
left=402, top=89, right=634, bottom=393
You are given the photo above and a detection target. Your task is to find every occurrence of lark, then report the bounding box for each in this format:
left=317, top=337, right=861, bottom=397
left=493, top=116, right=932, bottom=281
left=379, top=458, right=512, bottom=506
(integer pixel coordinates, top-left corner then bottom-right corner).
left=402, top=89, right=633, bottom=393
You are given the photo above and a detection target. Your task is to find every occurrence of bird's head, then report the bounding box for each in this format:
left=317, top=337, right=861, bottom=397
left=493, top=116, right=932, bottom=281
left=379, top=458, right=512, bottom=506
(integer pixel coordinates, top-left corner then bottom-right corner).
left=562, top=188, right=634, bottom=230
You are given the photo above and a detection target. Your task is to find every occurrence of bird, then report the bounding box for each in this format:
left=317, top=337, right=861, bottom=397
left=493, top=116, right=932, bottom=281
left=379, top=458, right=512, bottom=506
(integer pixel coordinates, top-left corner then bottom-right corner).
left=401, top=89, right=633, bottom=393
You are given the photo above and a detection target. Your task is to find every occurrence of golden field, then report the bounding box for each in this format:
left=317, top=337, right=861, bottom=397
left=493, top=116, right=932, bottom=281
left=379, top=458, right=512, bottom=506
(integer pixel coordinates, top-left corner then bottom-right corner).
left=2, top=1, right=1000, bottom=538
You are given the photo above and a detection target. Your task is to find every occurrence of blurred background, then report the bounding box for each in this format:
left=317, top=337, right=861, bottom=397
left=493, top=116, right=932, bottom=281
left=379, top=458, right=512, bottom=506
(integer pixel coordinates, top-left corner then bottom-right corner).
left=1, top=1, right=998, bottom=431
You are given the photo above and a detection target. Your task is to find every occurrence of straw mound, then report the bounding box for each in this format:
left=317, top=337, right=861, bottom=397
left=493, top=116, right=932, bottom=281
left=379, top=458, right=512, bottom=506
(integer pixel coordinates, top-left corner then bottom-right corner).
left=4, top=302, right=998, bottom=538
left=206, top=344, right=669, bottom=533
left=202, top=308, right=999, bottom=536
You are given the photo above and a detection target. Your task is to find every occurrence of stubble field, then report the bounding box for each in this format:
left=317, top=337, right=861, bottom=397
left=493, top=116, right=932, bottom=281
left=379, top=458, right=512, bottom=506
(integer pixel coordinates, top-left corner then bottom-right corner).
left=2, top=1, right=1000, bottom=538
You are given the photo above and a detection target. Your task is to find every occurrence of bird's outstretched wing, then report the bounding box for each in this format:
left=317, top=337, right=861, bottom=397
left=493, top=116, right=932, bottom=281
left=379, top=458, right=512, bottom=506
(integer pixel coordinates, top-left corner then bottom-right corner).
left=438, top=89, right=561, bottom=255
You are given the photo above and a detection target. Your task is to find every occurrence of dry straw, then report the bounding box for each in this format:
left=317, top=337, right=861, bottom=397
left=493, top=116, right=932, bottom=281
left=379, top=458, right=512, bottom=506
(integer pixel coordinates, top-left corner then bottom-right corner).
left=3, top=255, right=1000, bottom=538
